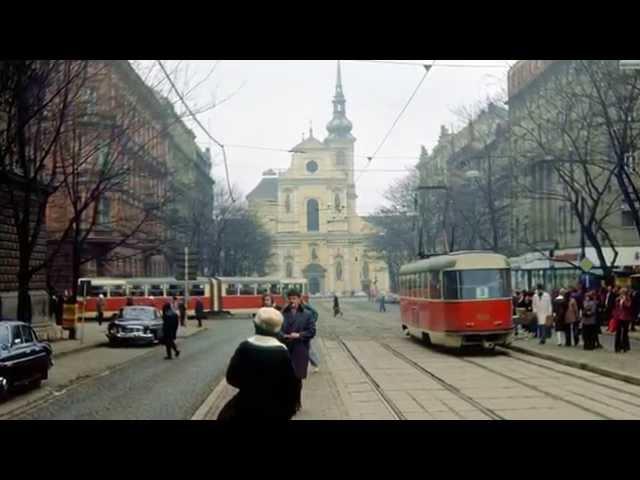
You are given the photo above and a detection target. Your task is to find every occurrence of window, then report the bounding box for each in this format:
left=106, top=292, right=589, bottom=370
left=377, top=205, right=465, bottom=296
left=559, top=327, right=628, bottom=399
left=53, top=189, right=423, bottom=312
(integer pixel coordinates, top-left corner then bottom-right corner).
left=362, top=261, right=370, bottom=281
left=429, top=271, right=441, bottom=299
left=10, top=325, right=23, bottom=345
left=149, top=284, right=164, bottom=296
left=20, top=325, right=34, bottom=344
left=622, top=210, right=635, bottom=227
left=569, top=209, right=576, bottom=233
left=336, top=261, right=343, bottom=281
left=89, top=285, right=107, bottom=297
left=307, top=199, right=319, bottom=231
left=190, top=284, right=205, bottom=296
left=257, top=284, right=270, bottom=295
left=0, top=325, right=10, bottom=346
left=225, top=284, right=238, bottom=296
left=239, top=284, right=256, bottom=295
left=109, top=285, right=125, bottom=297
left=129, top=285, right=146, bottom=297
left=306, top=160, right=319, bottom=173
left=270, top=283, right=281, bottom=295
left=167, top=284, right=184, bottom=297
left=285, top=193, right=291, bottom=213
left=443, top=269, right=511, bottom=300
left=97, top=196, right=111, bottom=226
left=334, top=193, right=341, bottom=212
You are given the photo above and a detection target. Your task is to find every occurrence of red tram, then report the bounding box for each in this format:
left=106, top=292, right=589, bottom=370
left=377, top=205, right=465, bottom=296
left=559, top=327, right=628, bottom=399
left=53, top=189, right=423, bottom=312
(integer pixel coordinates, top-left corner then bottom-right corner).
left=76, top=276, right=308, bottom=320
left=399, top=251, right=513, bottom=349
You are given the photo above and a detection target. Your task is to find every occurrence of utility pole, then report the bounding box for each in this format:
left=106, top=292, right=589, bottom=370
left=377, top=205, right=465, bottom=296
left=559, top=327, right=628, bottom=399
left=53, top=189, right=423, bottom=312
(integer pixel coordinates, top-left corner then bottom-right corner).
left=580, top=196, right=586, bottom=260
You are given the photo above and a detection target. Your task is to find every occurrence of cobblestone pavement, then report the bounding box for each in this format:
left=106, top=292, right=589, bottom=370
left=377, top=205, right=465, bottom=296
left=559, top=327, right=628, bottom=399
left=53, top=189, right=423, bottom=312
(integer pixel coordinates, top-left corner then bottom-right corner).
left=274, top=298, right=640, bottom=420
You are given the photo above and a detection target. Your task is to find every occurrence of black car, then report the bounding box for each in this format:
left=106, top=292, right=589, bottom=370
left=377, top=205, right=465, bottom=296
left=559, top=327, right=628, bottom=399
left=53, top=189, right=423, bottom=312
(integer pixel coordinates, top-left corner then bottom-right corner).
left=0, top=321, right=53, bottom=399
left=107, top=306, right=164, bottom=346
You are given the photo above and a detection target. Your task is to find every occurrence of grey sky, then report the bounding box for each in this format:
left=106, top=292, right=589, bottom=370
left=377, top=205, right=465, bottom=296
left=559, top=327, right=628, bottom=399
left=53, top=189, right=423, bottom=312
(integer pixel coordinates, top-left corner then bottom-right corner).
left=147, top=60, right=515, bottom=215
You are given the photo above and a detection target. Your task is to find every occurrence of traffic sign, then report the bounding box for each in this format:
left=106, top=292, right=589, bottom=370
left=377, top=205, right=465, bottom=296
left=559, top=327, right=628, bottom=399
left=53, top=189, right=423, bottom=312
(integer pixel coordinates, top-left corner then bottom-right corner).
left=580, top=257, right=593, bottom=272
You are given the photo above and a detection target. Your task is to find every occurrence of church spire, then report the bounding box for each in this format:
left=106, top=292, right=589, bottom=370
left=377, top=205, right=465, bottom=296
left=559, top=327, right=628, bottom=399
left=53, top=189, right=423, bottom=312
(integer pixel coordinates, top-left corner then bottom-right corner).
left=326, top=60, right=353, bottom=142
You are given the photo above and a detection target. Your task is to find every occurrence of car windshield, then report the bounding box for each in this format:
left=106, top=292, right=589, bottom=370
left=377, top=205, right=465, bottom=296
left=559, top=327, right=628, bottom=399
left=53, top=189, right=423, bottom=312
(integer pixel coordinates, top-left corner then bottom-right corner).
left=0, top=325, right=9, bottom=346
left=121, top=307, right=154, bottom=321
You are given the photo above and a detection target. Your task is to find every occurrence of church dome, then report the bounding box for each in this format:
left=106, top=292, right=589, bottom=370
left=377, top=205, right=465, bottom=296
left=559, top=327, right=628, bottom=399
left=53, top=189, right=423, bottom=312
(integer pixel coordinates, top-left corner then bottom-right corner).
left=326, top=115, right=353, bottom=137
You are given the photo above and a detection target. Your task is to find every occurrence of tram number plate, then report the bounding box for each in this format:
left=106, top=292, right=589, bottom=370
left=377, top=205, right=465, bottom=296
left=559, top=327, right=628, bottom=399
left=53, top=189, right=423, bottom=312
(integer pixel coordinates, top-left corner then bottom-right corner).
left=476, top=287, right=489, bottom=299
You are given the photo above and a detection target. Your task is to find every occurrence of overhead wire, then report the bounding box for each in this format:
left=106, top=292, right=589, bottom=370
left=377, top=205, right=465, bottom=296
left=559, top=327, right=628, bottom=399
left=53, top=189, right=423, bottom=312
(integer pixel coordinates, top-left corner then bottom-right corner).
left=156, top=60, right=236, bottom=203
left=355, top=60, right=436, bottom=184
left=351, top=60, right=510, bottom=69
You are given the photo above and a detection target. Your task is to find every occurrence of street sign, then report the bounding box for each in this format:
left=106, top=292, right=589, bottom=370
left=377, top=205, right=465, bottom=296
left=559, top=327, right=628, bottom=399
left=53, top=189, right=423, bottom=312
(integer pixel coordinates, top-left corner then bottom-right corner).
left=620, top=60, right=640, bottom=71
left=580, top=257, right=593, bottom=272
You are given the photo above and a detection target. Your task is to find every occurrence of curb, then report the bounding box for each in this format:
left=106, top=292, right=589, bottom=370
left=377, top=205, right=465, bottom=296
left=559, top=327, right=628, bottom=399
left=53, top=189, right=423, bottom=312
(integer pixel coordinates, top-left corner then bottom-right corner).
left=191, top=378, right=228, bottom=420
left=503, top=344, right=640, bottom=387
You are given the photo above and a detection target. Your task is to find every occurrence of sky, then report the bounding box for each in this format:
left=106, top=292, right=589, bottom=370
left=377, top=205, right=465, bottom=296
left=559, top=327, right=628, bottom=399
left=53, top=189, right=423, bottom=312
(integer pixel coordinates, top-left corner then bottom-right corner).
left=144, top=60, right=516, bottom=216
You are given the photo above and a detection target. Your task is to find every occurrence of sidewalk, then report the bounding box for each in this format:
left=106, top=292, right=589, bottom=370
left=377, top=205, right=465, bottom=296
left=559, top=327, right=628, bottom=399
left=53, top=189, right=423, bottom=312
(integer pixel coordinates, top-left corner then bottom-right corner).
left=49, top=321, right=207, bottom=358
left=506, top=330, right=640, bottom=385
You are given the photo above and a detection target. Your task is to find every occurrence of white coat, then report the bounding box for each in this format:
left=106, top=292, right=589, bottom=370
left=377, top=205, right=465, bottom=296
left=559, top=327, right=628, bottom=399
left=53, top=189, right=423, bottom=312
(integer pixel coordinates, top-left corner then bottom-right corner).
left=532, top=291, right=552, bottom=325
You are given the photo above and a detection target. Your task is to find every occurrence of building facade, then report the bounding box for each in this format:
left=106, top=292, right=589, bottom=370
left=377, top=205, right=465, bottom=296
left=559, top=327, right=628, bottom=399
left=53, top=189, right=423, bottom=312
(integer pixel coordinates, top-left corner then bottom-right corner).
left=247, top=62, right=389, bottom=295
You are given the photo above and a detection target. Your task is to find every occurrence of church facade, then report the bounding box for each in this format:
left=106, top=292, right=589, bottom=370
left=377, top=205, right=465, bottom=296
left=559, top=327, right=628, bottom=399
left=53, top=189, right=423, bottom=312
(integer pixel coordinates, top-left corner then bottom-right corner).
left=247, top=62, right=390, bottom=295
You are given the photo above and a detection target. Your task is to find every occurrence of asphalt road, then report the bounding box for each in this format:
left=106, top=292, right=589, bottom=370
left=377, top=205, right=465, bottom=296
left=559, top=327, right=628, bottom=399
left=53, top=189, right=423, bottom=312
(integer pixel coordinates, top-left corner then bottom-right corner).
left=17, top=318, right=252, bottom=420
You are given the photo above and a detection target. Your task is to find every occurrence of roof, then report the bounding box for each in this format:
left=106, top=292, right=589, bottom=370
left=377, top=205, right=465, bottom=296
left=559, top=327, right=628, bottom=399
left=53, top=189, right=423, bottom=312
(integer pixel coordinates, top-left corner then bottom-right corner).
left=247, top=177, right=279, bottom=201
left=290, top=135, right=326, bottom=152
left=400, top=251, right=510, bottom=274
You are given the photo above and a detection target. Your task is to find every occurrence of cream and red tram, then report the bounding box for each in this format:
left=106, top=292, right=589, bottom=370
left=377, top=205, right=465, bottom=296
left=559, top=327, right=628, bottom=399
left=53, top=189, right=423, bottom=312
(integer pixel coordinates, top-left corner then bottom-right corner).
left=399, top=251, right=514, bottom=349
left=77, top=276, right=309, bottom=319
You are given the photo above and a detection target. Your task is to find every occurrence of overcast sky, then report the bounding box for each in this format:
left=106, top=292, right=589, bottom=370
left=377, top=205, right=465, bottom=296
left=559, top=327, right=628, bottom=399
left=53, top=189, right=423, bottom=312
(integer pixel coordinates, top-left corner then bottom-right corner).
left=146, top=60, right=516, bottom=215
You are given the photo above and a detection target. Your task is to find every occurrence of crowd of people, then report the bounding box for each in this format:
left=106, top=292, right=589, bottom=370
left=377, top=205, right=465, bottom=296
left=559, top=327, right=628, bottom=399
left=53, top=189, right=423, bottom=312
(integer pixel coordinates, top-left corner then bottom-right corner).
left=513, top=283, right=638, bottom=353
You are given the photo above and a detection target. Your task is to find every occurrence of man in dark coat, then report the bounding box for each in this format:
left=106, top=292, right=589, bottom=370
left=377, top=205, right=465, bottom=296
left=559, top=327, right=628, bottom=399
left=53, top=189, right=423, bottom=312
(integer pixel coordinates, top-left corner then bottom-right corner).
left=162, top=303, right=180, bottom=360
left=280, top=289, right=316, bottom=412
left=178, top=299, right=187, bottom=327
left=195, top=297, right=205, bottom=328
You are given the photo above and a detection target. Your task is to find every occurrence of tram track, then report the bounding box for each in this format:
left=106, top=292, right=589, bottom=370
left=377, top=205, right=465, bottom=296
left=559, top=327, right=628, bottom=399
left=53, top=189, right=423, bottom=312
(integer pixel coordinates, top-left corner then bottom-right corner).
left=336, top=337, right=505, bottom=420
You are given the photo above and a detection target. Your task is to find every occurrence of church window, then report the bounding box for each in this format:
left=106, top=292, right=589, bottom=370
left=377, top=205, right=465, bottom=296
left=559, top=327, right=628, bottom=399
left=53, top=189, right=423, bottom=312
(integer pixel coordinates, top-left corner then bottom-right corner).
left=362, top=261, right=370, bottom=281
left=336, top=261, right=343, bottom=281
left=334, top=193, right=341, bottom=212
left=286, top=262, right=293, bottom=278
left=307, top=199, right=319, bottom=232
left=285, top=194, right=291, bottom=213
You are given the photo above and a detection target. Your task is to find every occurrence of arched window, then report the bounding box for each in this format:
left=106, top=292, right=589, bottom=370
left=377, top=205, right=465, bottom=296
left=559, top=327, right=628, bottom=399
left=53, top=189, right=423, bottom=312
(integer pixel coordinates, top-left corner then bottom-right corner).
left=286, top=262, right=293, bottom=278
left=334, top=193, right=341, bottom=212
left=285, top=193, right=291, bottom=213
left=362, top=261, right=370, bottom=280
left=307, top=199, right=319, bottom=232
left=336, top=261, right=343, bottom=281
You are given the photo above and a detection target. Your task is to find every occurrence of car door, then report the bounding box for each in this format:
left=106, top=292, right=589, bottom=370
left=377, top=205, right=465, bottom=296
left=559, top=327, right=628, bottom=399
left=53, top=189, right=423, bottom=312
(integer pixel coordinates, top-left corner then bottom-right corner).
left=20, top=325, right=47, bottom=378
left=8, top=325, right=29, bottom=383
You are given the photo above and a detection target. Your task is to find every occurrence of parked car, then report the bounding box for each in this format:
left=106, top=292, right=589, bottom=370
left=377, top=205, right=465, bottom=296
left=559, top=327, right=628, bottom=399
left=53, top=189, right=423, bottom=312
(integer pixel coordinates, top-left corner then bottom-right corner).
left=386, top=293, right=400, bottom=304
left=0, top=321, right=53, bottom=400
left=107, top=306, right=164, bottom=346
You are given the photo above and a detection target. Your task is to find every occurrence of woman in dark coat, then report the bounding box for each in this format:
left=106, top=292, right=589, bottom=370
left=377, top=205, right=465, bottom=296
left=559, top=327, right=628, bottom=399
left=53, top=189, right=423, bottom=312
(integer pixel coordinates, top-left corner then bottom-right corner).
left=162, top=303, right=180, bottom=359
left=581, top=291, right=599, bottom=350
left=333, top=294, right=343, bottom=317
left=280, top=289, right=316, bottom=412
left=613, top=288, right=633, bottom=353
left=552, top=289, right=569, bottom=346
left=218, top=307, right=298, bottom=420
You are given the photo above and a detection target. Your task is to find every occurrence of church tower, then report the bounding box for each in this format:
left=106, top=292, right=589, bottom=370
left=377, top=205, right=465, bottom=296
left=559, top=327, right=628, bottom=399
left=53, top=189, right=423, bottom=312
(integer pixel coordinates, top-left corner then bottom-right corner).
left=324, top=61, right=357, bottom=218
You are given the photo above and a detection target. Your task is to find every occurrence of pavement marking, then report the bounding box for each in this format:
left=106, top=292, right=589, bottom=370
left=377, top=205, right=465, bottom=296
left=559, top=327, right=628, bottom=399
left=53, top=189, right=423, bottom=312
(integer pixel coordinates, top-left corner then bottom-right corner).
left=191, top=377, right=228, bottom=420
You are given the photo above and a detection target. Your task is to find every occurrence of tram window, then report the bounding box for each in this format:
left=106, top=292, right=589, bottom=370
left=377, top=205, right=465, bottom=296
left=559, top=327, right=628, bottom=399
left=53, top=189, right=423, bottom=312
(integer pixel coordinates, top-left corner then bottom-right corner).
left=149, top=285, right=164, bottom=296
left=257, top=284, right=270, bottom=295
left=88, top=285, right=107, bottom=297
left=167, top=284, right=184, bottom=297
left=443, top=269, right=510, bottom=300
left=270, top=283, right=281, bottom=295
left=109, top=285, right=125, bottom=297
left=129, top=285, right=146, bottom=297
left=225, top=284, right=238, bottom=296
left=421, top=272, right=427, bottom=298
left=239, top=284, right=256, bottom=295
left=430, top=271, right=441, bottom=299
left=190, top=284, right=205, bottom=296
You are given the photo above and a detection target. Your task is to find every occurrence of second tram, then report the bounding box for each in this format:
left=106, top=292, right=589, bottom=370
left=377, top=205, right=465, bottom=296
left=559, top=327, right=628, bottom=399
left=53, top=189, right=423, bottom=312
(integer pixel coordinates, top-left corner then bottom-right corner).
left=399, top=251, right=513, bottom=349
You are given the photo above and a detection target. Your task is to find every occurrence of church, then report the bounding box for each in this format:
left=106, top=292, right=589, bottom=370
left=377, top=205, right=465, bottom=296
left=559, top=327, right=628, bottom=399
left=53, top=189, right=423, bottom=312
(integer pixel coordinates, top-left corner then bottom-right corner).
left=247, top=62, right=390, bottom=296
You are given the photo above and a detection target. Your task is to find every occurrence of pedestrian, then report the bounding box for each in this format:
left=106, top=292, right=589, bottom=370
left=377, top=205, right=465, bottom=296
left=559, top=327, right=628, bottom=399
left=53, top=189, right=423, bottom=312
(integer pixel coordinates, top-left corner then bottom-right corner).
left=532, top=284, right=553, bottom=345
left=217, top=307, right=299, bottom=421
left=301, top=298, right=320, bottom=373
left=178, top=298, right=186, bottom=327
left=630, top=287, right=640, bottom=332
left=195, top=297, right=205, bottom=328
left=565, top=290, right=580, bottom=346
left=552, top=288, right=569, bottom=346
left=612, top=288, right=632, bottom=353
left=161, top=302, right=180, bottom=360
left=280, top=289, right=316, bottom=412
left=333, top=294, right=343, bottom=317
left=379, top=291, right=386, bottom=312
left=96, top=294, right=105, bottom=326
left=262, top=293, right=281, bottom=311
left=581, top=291, right=599, bottom=350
